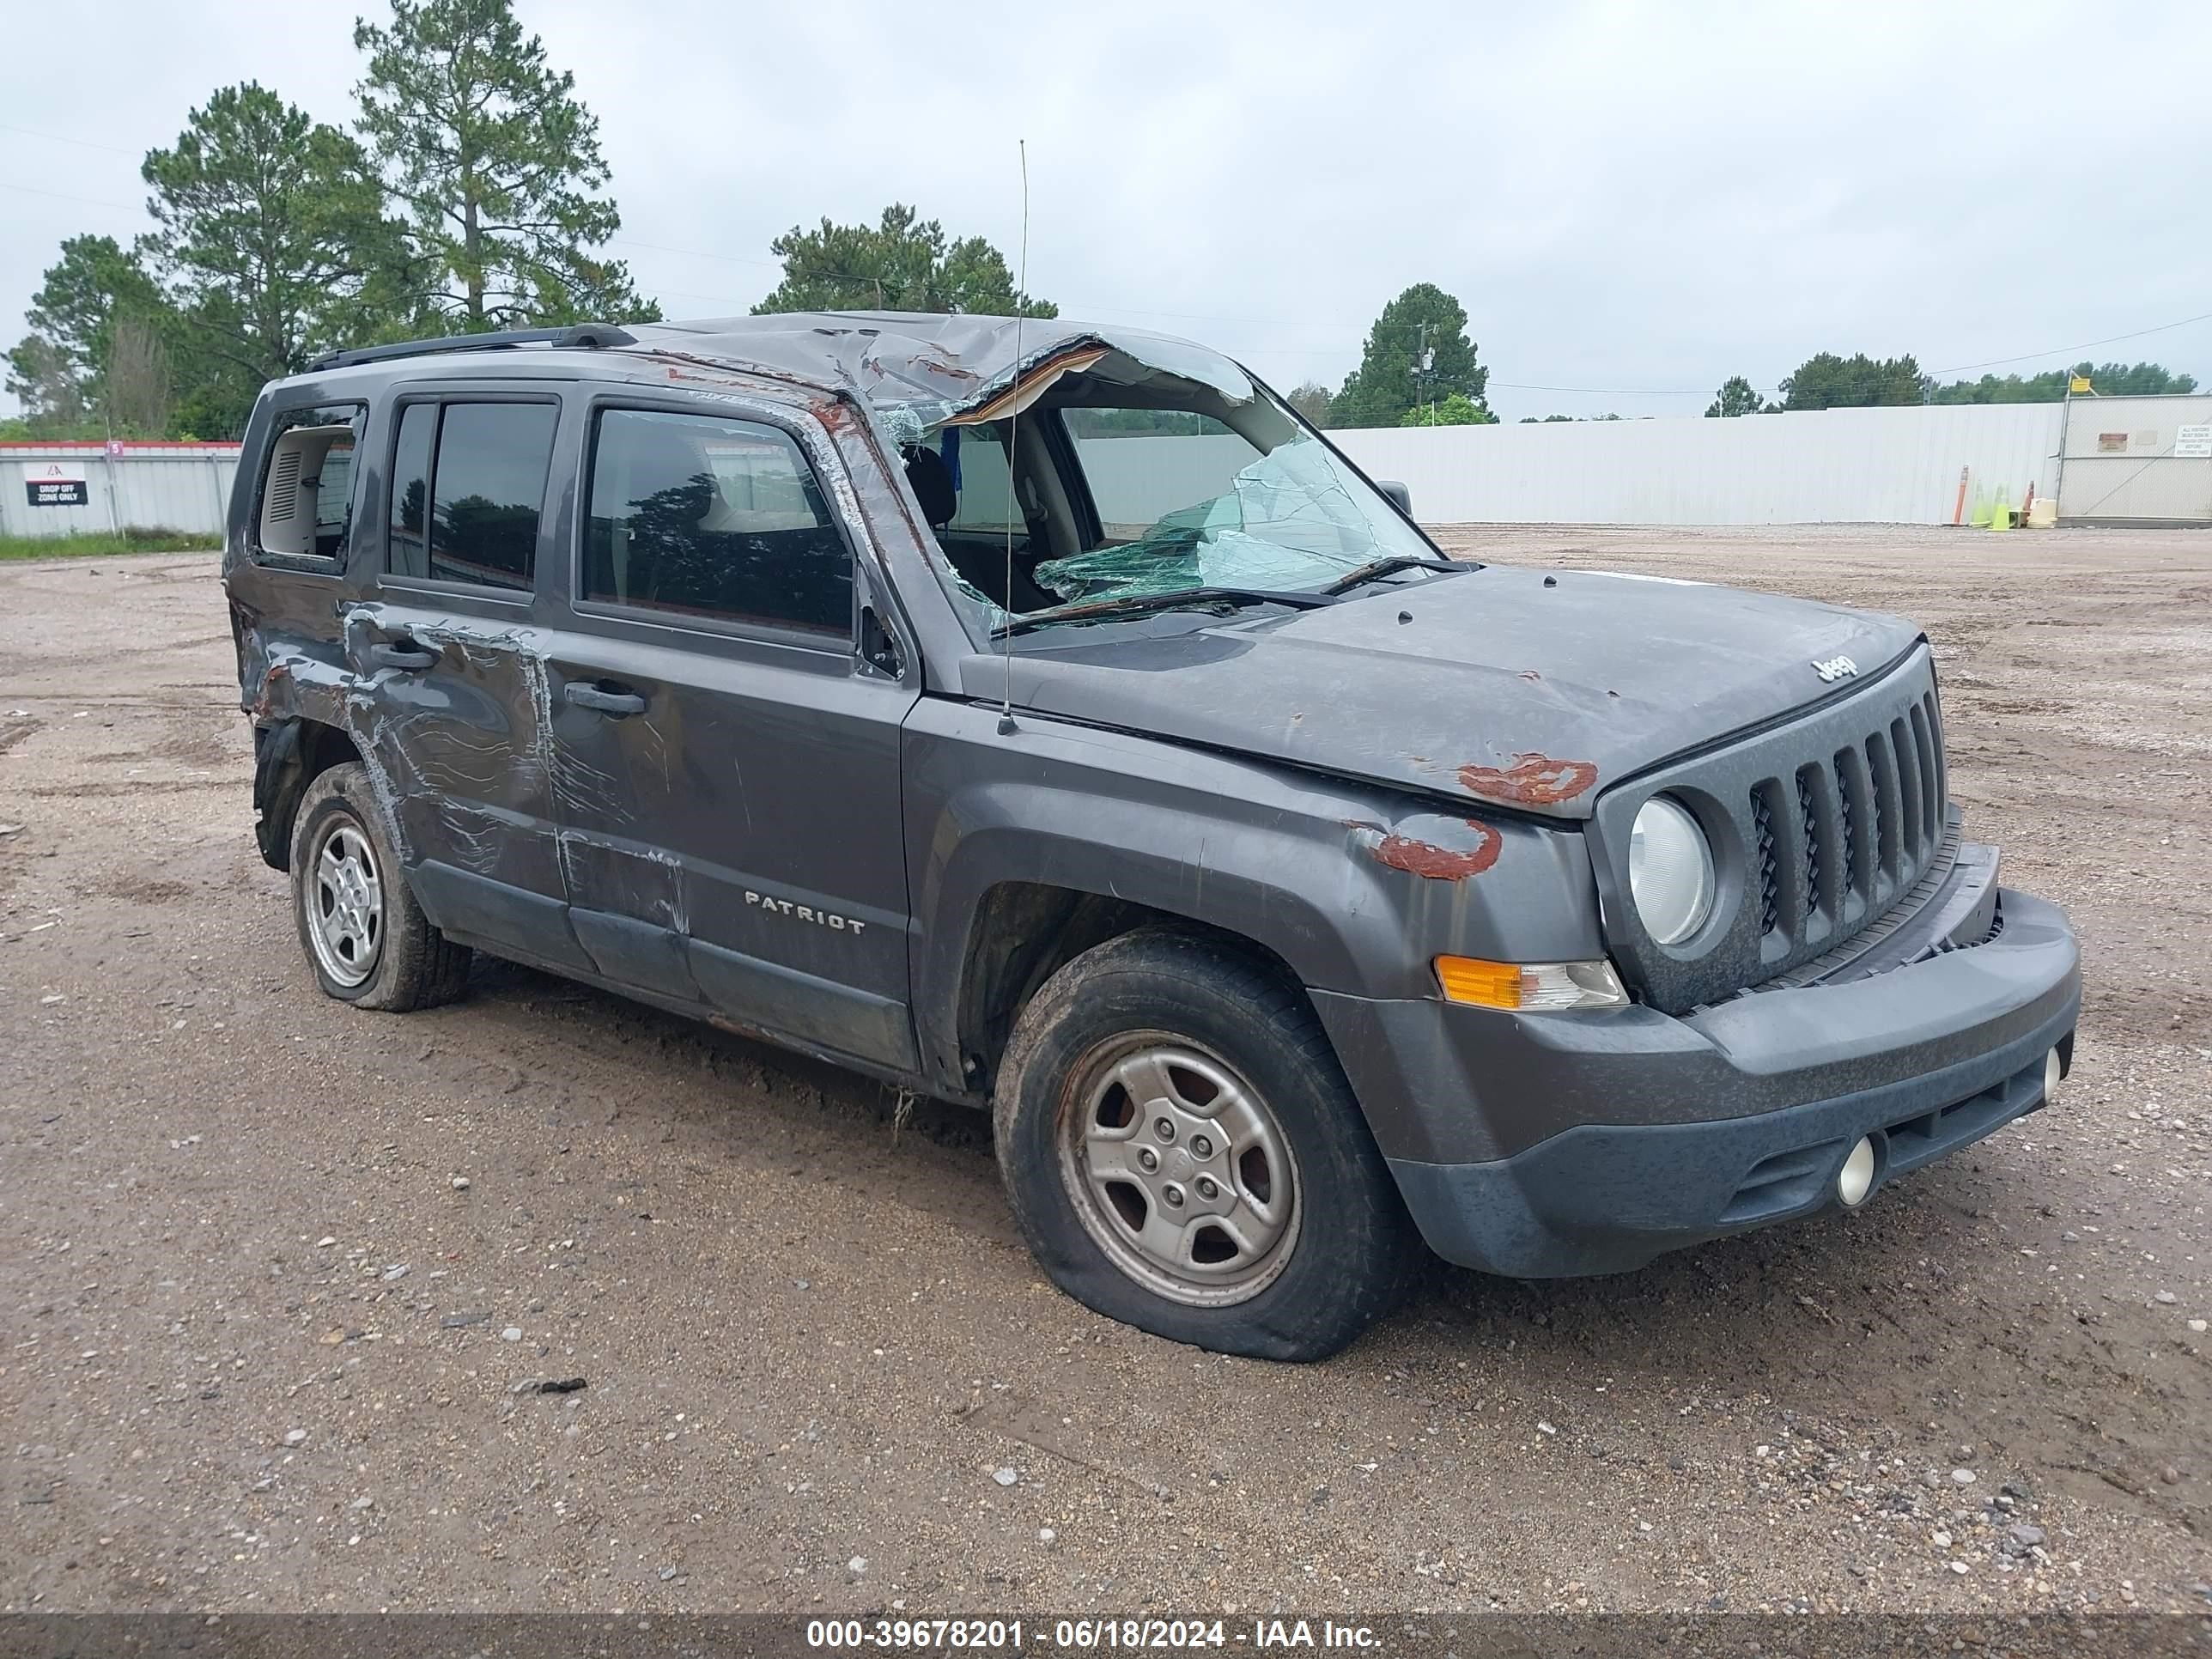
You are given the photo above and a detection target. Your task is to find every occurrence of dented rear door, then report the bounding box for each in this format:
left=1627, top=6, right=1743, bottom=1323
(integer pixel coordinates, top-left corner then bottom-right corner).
left=343, top=387, right=596, bottom=974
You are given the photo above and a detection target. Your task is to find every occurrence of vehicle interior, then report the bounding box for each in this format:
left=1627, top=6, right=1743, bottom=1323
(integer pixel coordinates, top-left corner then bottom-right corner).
left=903, top=368, right=1291, bottom=614
left=258, top=420, right=360, bottom=561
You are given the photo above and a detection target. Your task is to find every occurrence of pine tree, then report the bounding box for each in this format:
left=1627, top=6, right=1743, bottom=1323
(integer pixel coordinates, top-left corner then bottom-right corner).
left=354, top=0, right=657, bottom=330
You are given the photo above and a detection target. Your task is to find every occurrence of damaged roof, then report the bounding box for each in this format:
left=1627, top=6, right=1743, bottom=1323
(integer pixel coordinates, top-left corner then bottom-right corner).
left=626, top=312, right=1257, bottom=435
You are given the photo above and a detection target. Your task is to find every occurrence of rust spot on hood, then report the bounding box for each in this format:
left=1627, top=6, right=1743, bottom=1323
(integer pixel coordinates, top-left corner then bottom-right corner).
left=1458, top=752, right=1598, bottom=806
left=1368, top=819, right=1502, bottom=881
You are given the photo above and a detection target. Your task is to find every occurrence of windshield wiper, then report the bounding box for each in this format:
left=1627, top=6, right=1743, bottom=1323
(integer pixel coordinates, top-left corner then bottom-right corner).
left=993, top=586, right=1336, bottom=640
left=1321, top=554, right=1468, bottom=596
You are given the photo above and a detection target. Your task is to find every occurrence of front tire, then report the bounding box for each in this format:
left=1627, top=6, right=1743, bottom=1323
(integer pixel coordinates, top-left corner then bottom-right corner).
left=289, top=763, right=471, bottom=1012
left=994, top=928, right=1419, bottom=1360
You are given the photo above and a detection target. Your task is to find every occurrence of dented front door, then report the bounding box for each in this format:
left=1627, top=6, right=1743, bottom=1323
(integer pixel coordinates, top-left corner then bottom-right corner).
left=538, top=398, right=920, bottom=1070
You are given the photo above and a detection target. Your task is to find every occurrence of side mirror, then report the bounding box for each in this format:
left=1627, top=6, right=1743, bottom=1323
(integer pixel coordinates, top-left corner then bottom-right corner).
left=1376, top=479, right=1413, bottom=517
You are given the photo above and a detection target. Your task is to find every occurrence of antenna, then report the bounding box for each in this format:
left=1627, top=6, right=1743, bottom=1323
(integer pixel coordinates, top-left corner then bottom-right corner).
left=997, top=139, right=1028, bottom=738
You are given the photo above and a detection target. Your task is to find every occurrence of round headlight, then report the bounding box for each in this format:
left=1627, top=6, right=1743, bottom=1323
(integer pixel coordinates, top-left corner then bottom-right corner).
left=1629, top=796, right=1716, bottom=945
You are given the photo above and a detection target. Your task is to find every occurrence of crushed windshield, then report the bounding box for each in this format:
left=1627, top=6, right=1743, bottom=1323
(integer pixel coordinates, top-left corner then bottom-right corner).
left=1034, top=428, right=1434, bottom=608
left=915, top=371, right=1443, bottom=633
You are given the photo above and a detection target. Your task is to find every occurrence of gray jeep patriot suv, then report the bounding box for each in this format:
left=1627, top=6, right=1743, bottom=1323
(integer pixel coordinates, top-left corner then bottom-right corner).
left=223, top=313, right=2081, bottom=1360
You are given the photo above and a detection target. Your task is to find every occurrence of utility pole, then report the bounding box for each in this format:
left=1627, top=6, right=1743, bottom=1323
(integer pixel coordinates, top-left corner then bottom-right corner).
left=1413, top=322, right=1437, bottom=424
left=1413, top=323, right=1425, bottom=424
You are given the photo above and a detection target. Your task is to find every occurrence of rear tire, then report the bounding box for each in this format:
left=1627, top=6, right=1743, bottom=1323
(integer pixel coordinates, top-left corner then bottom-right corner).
left=994, top=927, right=1419, bottom=1360
left=289, top=763, right=471, bottom=1012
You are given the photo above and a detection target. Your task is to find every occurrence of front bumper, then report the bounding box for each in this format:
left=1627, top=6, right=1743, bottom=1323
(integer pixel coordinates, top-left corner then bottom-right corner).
left=1312, top=880, right=2080, bottom=1278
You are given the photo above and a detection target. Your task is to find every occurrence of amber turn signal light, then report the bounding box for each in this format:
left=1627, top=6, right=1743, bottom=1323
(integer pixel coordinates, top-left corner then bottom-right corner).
left=1432, top=955, right=1629, bottom=1012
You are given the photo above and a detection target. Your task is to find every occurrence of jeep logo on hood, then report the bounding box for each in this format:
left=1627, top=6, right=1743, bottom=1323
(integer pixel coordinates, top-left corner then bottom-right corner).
left=1812, top=654, right=1860, bottom=684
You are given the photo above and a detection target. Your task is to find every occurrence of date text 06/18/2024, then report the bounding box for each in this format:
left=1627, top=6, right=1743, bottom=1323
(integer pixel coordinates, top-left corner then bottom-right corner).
left=804, top=1618, right=1381, bottom=1650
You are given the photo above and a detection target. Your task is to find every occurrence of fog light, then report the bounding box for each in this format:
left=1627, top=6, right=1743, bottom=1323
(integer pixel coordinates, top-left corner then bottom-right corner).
left=1838, top=1136, right=1876, bottom=1207
left=2043, top=1047, right=2063, bottom=1105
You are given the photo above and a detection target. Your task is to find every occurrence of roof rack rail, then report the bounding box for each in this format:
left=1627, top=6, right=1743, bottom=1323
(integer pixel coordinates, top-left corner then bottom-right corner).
left=307, top=322, right=639, bottom=374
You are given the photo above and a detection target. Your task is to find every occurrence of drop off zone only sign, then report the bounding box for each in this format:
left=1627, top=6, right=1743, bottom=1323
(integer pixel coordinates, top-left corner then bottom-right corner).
left=22, top=459, right=89, bottom=507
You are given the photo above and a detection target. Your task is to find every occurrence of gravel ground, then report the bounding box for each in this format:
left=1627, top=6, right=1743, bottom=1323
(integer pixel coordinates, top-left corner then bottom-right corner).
left=1, top=526, right=2208, bottom=1617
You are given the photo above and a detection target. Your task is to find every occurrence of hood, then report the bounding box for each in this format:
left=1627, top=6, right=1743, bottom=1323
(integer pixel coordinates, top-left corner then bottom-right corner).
left=957, top=566, right=1924, bottom=818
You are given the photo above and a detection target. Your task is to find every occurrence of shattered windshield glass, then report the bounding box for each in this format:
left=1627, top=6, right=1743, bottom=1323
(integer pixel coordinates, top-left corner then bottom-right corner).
left=902, top=339, right=1443, bottom=634
left=1034, top=422, right=1433, bottom=610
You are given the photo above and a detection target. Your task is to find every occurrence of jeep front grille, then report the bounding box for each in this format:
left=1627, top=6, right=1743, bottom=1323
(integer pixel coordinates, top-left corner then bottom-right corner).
left=1753, top=690, right=1946, bottom=950
left=1590, top=644, right=1950, bottom=1015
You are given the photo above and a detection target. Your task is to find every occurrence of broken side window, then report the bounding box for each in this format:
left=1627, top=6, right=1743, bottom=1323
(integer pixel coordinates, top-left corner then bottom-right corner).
left=944, top=422, right=1021, bottom=538
left=254, top=403, right=367, bottom=568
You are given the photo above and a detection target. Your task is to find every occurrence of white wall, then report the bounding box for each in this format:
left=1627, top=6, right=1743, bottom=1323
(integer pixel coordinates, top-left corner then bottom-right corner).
left=1072, top=433, right=1254, bottom=529
left=1054, top=403, right=2073, bottom=526
left=1328, top=402, right=2066, bottom=526
left=0, top=444, right=238, bottom=540
left=2053, top=393, right=2212, bottom=522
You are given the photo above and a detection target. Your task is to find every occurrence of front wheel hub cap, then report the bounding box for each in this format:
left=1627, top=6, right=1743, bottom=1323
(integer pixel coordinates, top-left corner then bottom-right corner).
left=1057, top=1034, right=1303, bottom=1308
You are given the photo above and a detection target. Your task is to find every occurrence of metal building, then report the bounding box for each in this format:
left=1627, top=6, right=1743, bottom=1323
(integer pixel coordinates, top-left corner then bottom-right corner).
left=2052, top=394, right=2212, bottom=524
left=0, top=441, right=239, bottom=540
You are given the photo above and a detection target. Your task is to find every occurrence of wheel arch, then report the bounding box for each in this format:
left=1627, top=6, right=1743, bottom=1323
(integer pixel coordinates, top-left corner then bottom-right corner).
left=906, top=744, right=1420, bottom=1107
left=252, top=715, right=363, bottom=872
left=949, top=881, right=1314, bottom=1102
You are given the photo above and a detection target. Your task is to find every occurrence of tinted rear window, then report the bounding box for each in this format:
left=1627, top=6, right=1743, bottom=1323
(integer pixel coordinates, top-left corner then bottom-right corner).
left=387, top=401, right=557, bottom=591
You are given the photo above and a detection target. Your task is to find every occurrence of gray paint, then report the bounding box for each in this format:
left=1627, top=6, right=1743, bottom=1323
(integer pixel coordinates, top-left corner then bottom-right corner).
left=957, top=568, right=1922, bottom=823
left=1319, top=877, right=2076, bottom=1166
left=222, top=313, right=2081, bottom=1279
left=1389, top=925, right=2079, bottom=1278
left=628, top=311, right=1260, bottom=432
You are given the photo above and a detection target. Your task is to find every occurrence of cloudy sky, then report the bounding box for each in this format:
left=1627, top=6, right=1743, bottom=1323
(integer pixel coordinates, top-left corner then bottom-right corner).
left=3, top=0, right=2207, bottom=422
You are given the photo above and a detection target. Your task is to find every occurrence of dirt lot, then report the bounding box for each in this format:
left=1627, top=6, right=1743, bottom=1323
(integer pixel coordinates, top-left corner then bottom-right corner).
left=2, top=525, right=2209, bottom=1617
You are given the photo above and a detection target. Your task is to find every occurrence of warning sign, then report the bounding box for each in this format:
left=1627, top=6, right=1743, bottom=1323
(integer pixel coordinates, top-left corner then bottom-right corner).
left=2175, top=423, right=2212, bottom=459
left=21, top=459, right=88, bottom=507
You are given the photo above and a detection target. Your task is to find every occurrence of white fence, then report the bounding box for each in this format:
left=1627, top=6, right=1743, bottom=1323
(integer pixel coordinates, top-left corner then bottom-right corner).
left=1330, top=403, right=2076, bottom=526
left=1080, top=397, right=2212, bottom=526
left=0, top=443, right=239, bottom=540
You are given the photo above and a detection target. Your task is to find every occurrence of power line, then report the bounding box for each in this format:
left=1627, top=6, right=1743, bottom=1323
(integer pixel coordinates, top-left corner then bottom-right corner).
left=608, top=234, right=780, bottom=272
left=1926, top=311, right=2212, bottom=375
left=0, top=119, right=143, bottom=158
left=1491, top=380, right=1723, bottom=397
left=606, top=234, right=1352, bottom=330
left=0, top=179, right=143, bottom=213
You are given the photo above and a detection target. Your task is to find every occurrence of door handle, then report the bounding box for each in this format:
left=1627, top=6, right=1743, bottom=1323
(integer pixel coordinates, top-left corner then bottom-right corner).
left=369, top=639, right=438, bottom=671
left=563, top=681, right=647, bottom=717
